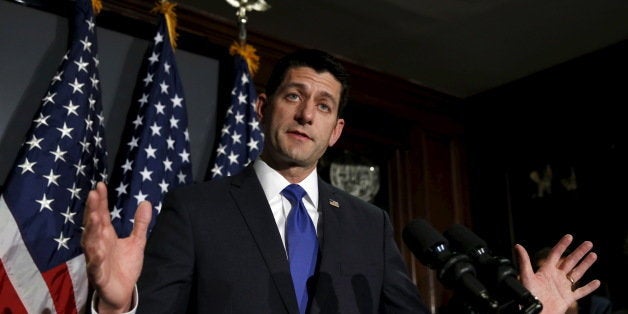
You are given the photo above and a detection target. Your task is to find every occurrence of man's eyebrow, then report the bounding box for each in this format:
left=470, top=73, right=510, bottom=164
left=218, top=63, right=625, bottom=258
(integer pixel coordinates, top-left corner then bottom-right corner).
left=316, top=91, right=338, bottom=105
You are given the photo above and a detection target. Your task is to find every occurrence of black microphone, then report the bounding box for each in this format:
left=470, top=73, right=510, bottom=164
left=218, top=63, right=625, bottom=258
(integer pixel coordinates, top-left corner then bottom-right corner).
left=402, top=219, right=499, bottom=313
left=444, top=224, right=543, bottom=314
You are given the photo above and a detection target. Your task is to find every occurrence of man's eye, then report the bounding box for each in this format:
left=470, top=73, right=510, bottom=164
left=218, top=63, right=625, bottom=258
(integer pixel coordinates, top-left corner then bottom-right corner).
left=286, top=94, right=300, bottom=101
left=318, top=104, right=331, bottom=112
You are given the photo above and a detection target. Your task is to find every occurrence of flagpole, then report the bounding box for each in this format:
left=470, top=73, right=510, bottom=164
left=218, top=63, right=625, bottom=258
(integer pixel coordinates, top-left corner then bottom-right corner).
left=226, top=0, right=270, bottom=46
left=236, top=5, right=248, bottom=46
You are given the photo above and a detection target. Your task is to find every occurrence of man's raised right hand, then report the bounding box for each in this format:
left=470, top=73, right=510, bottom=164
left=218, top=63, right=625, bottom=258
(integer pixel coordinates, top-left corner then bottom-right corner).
left=81, top=182, right=153, bottom=313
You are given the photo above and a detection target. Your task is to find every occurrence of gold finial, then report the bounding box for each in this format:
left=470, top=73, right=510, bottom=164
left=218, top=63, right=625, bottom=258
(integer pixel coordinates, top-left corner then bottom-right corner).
left=151, top=0, right=179, bottom=49
left=229, top=41, right=260, bottom=77
left=91, top=0, right=102, bottom=14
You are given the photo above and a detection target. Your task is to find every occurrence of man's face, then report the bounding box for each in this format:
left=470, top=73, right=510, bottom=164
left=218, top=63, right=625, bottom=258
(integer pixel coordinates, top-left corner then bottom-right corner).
left=257, top=66, right=345, bottom=170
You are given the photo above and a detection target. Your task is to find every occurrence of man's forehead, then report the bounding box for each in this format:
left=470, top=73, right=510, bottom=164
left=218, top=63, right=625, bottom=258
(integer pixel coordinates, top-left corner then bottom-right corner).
left=282, top=67, right=341, bottom=95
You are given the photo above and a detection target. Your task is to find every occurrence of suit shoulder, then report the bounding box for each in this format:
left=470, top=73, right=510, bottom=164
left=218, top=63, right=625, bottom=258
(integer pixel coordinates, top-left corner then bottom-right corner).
left=167, top=173, right=243, bottom=198
left=169, top=177, right=224, bottom=194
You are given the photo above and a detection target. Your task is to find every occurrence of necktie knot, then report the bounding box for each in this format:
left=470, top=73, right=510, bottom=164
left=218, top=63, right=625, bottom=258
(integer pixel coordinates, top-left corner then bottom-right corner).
left=281, top=184, right=306, bottom=206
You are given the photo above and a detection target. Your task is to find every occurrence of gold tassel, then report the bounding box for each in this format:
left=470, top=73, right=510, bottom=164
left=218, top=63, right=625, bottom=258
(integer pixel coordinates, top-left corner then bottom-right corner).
left=229, top=41, right=260, bottom=77
left=151, top=1, right=179, bottom=49
left=91, top=0, right=102, bottom=15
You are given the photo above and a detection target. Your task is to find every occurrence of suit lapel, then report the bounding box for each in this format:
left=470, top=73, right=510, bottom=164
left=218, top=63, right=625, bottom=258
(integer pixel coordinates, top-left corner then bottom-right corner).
left=229, top=167, right=300, bottom=314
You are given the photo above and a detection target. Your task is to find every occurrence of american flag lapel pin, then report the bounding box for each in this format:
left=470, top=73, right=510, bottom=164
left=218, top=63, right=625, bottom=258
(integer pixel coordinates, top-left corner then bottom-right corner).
left=329, top=199, right=340, bottom=208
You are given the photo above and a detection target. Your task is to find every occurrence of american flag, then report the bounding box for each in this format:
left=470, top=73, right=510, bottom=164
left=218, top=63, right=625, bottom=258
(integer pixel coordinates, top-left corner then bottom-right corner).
left=108, top=12, right=192, bottom=238
left=210, top=53, right=264, bottom=178
left=0, top=0, right=107, bottom=312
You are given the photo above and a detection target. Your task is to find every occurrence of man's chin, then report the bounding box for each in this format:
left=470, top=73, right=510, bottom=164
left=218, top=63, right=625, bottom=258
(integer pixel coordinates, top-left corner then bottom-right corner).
left=281, top=155, right=316, bottom=169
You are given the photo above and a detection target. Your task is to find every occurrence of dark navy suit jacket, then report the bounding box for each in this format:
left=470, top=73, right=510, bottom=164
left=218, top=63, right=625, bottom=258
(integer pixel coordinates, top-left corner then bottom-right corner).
left=137, top=166, right=428, bottom=313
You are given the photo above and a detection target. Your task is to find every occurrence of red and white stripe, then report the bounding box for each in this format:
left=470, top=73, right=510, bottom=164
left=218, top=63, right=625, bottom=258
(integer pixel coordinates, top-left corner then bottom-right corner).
left=0, top=196, right=87, bottom=314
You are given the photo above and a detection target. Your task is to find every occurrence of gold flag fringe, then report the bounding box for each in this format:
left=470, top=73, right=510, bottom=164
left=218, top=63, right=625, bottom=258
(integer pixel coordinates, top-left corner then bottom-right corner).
left=229, top=41, right=260, bottom=77
left=92, top=0, right=102, bottom=14
left=151, top=1, right=179, bottom=49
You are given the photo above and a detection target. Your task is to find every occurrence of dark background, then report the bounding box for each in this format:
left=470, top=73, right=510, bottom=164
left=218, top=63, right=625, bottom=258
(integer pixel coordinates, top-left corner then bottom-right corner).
left=465, top=39, right=628, bottom=310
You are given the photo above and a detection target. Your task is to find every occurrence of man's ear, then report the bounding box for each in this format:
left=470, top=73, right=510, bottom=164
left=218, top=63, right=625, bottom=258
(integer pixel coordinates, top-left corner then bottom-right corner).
left=255, top=93, right=268, bottom=122
left=328, top=118, right=345, bottom=147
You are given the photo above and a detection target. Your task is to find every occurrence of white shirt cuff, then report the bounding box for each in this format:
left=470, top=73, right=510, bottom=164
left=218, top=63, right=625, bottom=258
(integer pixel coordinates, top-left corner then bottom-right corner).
left=91, top=285, right=138, bottom=314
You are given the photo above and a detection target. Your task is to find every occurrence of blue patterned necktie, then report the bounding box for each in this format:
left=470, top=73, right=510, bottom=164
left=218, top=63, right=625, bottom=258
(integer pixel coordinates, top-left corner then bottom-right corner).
left=282, top=184, right=319, bottom=314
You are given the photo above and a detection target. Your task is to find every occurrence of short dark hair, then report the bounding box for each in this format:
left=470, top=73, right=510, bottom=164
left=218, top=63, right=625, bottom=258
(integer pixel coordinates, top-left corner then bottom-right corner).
left=264, top=49, right=350, bottom=118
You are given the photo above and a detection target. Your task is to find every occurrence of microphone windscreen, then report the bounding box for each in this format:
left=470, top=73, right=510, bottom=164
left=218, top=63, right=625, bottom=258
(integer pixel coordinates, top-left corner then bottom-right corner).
left=402, top=219, right=448, bottom=267
left=444, top=224, right=488, bottom=252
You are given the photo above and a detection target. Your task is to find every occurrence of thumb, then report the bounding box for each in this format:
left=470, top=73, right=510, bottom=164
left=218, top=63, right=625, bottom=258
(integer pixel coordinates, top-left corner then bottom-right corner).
left=131, top=201, right=153, bottom=239
left=514, top=243, right=534, bottom=278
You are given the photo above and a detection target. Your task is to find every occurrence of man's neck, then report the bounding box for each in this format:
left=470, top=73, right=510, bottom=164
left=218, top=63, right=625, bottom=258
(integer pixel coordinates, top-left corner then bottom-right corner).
left=258, top=156, right=317, bottom=184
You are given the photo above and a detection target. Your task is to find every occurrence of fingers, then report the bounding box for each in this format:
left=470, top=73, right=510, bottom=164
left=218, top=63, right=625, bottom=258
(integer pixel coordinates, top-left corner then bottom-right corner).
left=82, top=182, right=111, bottom=253
left=513, top=243, right=534, bottom=279
left=570, top=251, right=597, bottom=282
left=131, top=201, right=153, bottom=240
left=82, top=182, right=112, bottom=286
left=573, top=279, right=601, bottom=299
left=83, top=181, right=110, bottom=227
left=82, top=182, right=110, bottom=244
left=545, top=234, right=574, bottom=268
left=561, top=240, right=594, bottom=274
left=563, top=241, right=597, bottom=297
left=549, top=235, right=601, bottom=300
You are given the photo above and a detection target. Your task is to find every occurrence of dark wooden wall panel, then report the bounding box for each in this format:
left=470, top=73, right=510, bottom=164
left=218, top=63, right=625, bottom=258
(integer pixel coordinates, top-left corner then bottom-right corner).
left=386, top=122, right=469, bottom=312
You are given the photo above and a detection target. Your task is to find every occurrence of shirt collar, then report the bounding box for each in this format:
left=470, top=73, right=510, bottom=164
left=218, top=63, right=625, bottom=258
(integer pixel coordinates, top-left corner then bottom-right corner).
left=253, top=158, right=319, bottom=207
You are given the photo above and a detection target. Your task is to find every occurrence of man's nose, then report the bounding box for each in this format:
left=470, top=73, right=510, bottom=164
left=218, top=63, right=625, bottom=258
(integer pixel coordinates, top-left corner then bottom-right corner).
left=295, top=101, right=315, bottom=124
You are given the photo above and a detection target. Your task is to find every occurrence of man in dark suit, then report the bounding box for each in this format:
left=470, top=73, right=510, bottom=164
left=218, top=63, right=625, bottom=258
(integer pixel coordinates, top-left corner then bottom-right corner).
left=82, top=49, right=602, bottom=313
